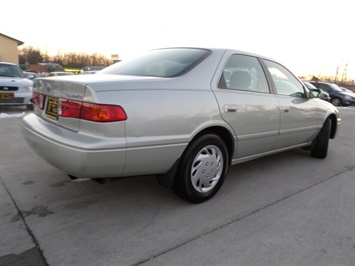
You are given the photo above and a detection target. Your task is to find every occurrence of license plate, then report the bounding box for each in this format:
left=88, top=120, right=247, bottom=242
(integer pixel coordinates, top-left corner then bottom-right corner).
left=46, top=97, right=59, bottom=120
left=0, top=93, right=14, bottom=100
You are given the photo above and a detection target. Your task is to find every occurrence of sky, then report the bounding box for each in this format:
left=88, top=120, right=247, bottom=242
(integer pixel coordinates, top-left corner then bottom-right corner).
left=1, top=0, right=355, bottom=80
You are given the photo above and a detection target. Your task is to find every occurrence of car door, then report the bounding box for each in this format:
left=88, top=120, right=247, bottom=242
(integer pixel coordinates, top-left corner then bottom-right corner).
left=212, top=53, right=280, bottom=160
left=262, top=59, right=322, bottom=149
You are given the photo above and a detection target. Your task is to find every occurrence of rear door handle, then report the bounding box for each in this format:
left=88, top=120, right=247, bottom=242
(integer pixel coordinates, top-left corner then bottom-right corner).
left=282, top=107, right=290, bottom=113
left=224, top=105, right=237, bottom=113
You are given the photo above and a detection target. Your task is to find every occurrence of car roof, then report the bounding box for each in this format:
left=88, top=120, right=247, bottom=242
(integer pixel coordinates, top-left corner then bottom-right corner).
left=153, top=47, right=275, bottom=61
left=310, top=81, right=332, bottom=84
left=0, top=61, right=16, bottom=66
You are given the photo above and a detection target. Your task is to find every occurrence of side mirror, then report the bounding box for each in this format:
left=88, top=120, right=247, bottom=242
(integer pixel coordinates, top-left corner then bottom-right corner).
left=309, top=88, right=321, bottom=98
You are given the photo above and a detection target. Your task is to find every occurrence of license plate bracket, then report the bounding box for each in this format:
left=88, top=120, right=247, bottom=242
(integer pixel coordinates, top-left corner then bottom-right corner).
left=0, top=93, right=14, bottom=100
left=46, top=97, right=59, bottom=120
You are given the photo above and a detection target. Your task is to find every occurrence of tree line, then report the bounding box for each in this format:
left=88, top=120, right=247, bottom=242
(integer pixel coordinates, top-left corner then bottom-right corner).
left=19, top=46, right=353, bottom=85
left=19, top=46, right=113, bottom=68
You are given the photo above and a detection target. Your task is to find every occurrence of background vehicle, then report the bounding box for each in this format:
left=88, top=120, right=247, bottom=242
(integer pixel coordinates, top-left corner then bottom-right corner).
left=22, top=48, right=340, bottom=203
left=0, top=62, right=33, bottom=110
left=340, top=86, right=355, bottom=96
left=47, top=71, right=75, bottom=77
left=79, top=70, right=98, bottom=75
left=309, top=81, right=355, bottom=106
left=23, top=71, right=40, bottom=80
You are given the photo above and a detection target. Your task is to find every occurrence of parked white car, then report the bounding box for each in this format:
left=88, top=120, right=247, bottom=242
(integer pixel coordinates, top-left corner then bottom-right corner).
left=0, top=62, right=33, bottom=110
left=21, top=47, right=341, bottom=202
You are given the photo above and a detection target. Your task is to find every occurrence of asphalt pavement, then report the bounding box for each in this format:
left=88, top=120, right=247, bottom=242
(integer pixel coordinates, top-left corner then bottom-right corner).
left=0, top=106, right=354, bottom=266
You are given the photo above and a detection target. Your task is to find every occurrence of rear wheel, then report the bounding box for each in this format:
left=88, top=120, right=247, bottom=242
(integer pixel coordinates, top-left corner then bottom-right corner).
left=311, top=118, right=331, bottom=159
left=173, top=134, right=229, bottom=203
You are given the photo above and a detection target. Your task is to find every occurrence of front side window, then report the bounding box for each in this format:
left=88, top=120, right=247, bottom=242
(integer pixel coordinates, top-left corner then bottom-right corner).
left=100, top=48, right=211, bottom=77
left=263, top=60, right=305, bottom=98
left=218, top=54, right=269, bottom=93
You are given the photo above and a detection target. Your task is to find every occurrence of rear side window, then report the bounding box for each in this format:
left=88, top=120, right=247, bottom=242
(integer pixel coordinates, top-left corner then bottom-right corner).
left=263, top=60, right=305, bottom=98
left=218, top=54, right=270, bottom=93
left=319, top=84, right=331, bottom=93
left=100, top=48, right=211, bottom=77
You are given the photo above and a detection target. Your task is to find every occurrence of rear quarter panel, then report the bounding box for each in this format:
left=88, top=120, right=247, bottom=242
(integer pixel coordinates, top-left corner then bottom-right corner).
left=92, top=88, right=229, bottom=176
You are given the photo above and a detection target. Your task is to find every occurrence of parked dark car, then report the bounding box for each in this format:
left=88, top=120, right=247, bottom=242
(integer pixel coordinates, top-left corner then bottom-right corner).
left=302, top=81, right=330, bottom=102
left=309, top=81, right=355, bottom=106
left=340, top=87, right=355, bottom=97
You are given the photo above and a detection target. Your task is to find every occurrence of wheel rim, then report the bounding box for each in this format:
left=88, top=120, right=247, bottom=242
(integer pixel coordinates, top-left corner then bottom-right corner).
left=190, top=145, right=224, bottom=193
left=332, top=98, right=340, bottom=106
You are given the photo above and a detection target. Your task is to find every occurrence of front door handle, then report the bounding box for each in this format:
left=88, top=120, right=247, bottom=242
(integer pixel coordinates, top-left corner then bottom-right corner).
left=224, top=104, right=237, bottom=113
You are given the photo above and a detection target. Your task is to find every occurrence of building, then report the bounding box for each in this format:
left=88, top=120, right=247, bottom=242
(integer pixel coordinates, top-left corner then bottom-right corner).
left=0, top=33, right=24, bottom=65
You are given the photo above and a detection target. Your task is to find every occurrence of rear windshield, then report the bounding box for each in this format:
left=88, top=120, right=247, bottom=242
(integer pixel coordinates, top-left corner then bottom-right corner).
left=100, top=48, right=211, bottom=77
left=0, top=63, right=25, bottom=78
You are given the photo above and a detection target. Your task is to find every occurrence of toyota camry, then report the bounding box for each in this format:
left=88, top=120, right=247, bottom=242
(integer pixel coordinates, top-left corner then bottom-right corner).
left=21, top=47, right=341, bottom=202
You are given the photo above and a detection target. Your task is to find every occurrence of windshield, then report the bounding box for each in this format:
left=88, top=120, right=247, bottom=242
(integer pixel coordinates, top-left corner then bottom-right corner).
left=303, top=81, right=317, bottom=90
left=329, top=83, right=343, bottom=92
left=0, top=63, right=26, bottom=78
left=100, top=48, right=212, bottom=77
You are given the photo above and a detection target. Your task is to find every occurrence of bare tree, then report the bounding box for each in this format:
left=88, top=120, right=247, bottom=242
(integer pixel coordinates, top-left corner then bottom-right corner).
left=42, top=49, right=50, bottom=63
left=19, top=46, right=112, bottom=69
left=334, top=65, right=340, bottom=83
left=340, top=63, right=348, bottom=85
left=19, top=46, right=44, bottom=64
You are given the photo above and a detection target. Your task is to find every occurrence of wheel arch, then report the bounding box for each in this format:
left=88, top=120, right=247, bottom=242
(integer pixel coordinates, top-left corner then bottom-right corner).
left=327, top=113, right=338, bottom=139
left=189, top=126, right=235, bottom=164
left=156, top=125, right=236, bottom=188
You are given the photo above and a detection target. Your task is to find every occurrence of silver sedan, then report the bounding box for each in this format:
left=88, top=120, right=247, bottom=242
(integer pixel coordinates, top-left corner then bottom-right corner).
left=21, top=48, right=341, bottom=202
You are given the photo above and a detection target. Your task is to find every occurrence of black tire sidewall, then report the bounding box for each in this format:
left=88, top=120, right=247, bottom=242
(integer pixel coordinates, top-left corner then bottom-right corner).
left=175, top=134, right=229, bottom=203
left=311, top=118, right=331, bottom=158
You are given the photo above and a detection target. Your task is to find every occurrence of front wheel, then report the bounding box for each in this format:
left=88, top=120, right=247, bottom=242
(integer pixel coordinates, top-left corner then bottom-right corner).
left=311, top=118, right=331, bottom=159
left=331, top=97, right=342, bottom=106
left=173, top=134, right=229, bottom=203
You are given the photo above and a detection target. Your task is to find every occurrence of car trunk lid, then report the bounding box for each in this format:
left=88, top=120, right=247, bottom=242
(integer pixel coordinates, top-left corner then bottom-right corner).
left=34, top=77, right=88, bottom=132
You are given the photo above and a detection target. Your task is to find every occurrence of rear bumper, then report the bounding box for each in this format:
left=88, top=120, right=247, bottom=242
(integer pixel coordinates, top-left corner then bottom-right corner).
left=21, top=113, right=126, bottom=178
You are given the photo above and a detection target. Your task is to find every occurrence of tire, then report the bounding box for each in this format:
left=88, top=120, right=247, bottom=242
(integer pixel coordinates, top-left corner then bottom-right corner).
left=331, top=97, right=342, bottom=106
left=311, top=118, right=331, bottom=159
left=173, top=134, right=229, bottom=203
left=26, top=104, right=34, bottom=110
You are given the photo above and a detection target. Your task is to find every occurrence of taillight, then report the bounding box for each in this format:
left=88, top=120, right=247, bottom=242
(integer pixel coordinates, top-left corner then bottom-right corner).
left=59, top=99, right=127, bottom=122
left=32, top=92, right=46, bottom=109
left=60, top=100, right=82, bottom=119
left=33, top=93, right=127, bottom=122
left=81, top=103, right=127, bottom=122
